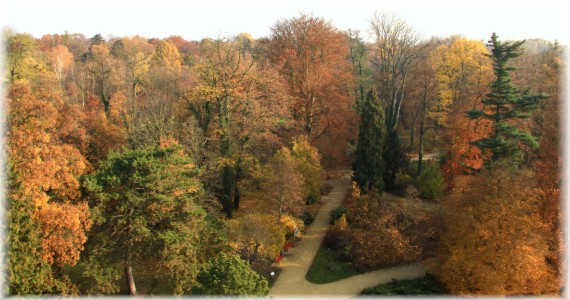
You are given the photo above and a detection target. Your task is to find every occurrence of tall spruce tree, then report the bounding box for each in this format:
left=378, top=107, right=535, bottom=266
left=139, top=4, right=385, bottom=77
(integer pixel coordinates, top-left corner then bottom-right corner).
left=468, top=33, right=548, bottom=162
left=353, top=88, right=386, bottom=192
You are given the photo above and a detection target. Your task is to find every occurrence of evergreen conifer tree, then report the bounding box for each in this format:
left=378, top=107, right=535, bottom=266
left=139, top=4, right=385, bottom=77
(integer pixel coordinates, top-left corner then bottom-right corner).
left=468, top=33, right=548, bottom=162
left=353, top=88, right=386, bottom=192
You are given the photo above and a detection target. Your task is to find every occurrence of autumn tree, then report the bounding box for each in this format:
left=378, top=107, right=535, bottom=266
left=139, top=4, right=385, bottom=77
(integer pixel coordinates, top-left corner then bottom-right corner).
left=267, top=147, right=305, bottom=222
left=468, top=33, right=548, bottom=163
left=353, top=88, right=386, bottom=192
left=402, top=40, right=438, bottom=173
left=269, top=14, right=356, bottom=164
left=82, top=143, right=213, bottom=295
left=227, top=214, right=286, bottom=262
left=85, top=43, right=121, bottom=113
left=290, top=136, right=323, bottom=204
left=8, top=82, right=92, bottom=269
left=533, top=44, right=563, bottom=286
left=430, top=37, right=493, bottom=185
left=46, top=44, right=74, bottom=85
left=5, top=31, right=41, bottom=82
left=191, top=36, right=291, bottom=218
left=434, top=164, right=559, bottom=295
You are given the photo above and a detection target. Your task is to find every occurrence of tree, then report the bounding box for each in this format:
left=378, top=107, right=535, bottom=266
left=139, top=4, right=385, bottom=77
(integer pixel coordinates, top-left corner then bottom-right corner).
left=5, top=31, right=40, bottom=82
left=8, top=82, right=92, bottom=269
left=82, top=143, right=210, bottom=295
left=430, top=37, right=493, bottom=185
left=402, top=40, right=438, bottom=173
left=533, top=44, right=563, bottom=286
left=267, top=147, right=305, bottom=222
left=193, top=253, right=269, bottom=295
left=226, top=214, right=286, bottom=262
left=290, top=136, right=323, bottom=204
left=269, top=14, right=356, bottom=164
left=85, top=43, right=120, bottom=113
left=47, top=44, right=74, bottom=84
left=347, top=29, right=372, bottom=114
left=353, top=88, right=386, bottom=192
left=369, top=13, right=424, bottom=188
left=434, top=164, right=559, bottom=295
left=191, top=36, right=291, bottom=218
left=467, top=33, right=548, bottom=162
left=7, top=168, right=71, bottom=295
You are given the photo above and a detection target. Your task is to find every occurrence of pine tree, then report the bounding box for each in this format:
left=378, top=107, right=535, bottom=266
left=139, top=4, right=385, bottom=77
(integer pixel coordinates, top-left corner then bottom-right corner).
left=353, top=88, right=386, bottom=192
left=382, top=130, right=408, bottom=190
left=82, top=143, right=212, bottom=295
left=467, top=33, right=548, bottom=162
left=8, top=169, right=55, bottom=295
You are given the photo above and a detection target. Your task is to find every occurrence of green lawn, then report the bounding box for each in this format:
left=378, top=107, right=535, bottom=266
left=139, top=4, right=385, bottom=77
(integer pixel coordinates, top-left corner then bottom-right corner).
left=361, top=274, right=446, bottom=295
left=305, top=245, right=359, bottom=284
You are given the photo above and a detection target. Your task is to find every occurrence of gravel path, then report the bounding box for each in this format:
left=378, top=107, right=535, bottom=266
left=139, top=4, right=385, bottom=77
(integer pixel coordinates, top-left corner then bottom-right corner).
left=269, top=174, right=425, bottom=297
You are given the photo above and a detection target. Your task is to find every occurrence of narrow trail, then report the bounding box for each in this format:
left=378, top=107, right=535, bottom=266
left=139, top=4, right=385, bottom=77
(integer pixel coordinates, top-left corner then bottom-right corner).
left=269, top=174, right=425, bottom=297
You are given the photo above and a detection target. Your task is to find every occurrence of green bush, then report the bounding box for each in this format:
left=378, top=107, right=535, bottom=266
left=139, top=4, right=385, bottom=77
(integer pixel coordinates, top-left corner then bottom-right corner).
left=192, top=253, right=269, bottom=296
left=414, top=163, right=444, bottom=199
left=394, top=171, right=414, bottom=190
left=301, top=210, right=314, bottom=225
left=329, top=207, right=347, bottom=224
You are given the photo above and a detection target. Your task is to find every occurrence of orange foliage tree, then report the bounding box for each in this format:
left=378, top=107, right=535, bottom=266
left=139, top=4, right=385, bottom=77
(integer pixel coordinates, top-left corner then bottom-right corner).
left=8, top=82, right=92, bottom=267
left=269, top=14, right=357, bottom=164
left=434, top=164, right=559, bottom=295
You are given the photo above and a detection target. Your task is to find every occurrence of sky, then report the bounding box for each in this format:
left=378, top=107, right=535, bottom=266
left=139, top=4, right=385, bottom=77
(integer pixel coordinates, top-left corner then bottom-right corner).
left=1, top=0, right=568, bottom=44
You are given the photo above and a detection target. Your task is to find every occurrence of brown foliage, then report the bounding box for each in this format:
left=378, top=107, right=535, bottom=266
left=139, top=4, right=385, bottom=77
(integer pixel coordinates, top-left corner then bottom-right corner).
left=345, top=194, right=421, bottom=271
left=436, top=166, right=560, bottom=295
left=269, top=14, right=357, bottom=164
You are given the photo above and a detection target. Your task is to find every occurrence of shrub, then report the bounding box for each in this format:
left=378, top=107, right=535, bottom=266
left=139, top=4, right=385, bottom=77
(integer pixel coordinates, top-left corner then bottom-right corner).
left=323, top=228, right=351, bottom=260
left=193, top=253, right=269, bottom=296
left=395, top=171, right=414, bottom=190
left=414, top=163, right=444, bottom=199
left=329, top=207, right=347, bottom=224
left=301, top=210, right=314, bottom=225
left=345, top=195, right=421, bottom=271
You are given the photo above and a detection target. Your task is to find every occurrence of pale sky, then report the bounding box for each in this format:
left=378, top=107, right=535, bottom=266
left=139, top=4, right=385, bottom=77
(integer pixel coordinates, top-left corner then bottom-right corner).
left=1, top=0, right=568, bottom=44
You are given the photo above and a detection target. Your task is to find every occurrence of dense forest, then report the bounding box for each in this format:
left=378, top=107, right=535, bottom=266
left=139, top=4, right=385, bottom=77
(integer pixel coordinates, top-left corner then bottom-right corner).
left=4, top=12, right=563, bottom=296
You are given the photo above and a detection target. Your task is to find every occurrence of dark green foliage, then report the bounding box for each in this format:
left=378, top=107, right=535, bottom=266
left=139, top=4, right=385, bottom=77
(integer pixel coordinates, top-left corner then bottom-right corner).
left=414, top=163, right=444, bottom=199
left=193, top=253, right=269, bottom=295
left=7, top=168, right=76, bottom=295
left=8, top=172, right=55, bottom=295
left=361, top=274, right=446, bottom=295
left=353, top=88, right=386, bottom=192
left=81, top=144, right=216, bottom=294
left=467, top=33, right=548, bottom=162
left=329, top=207, right=347, bottom=224
left=222, top=164, right=236, bottom=218
left=301, top=210, right=315, bottom=225
left=383, top=130, right=409, bottom=190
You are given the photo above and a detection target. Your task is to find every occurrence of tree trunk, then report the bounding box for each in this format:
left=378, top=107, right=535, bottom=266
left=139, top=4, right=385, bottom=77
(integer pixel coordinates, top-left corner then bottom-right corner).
left=418, top=102, right=427, bottom=175
left=125, top=250, right=136, bottom=296
left=125, top=209, right=137, bottom=296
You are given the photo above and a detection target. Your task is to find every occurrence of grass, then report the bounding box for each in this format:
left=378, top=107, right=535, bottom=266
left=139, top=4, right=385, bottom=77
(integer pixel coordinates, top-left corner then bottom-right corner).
left=361, top=274, right=446, bottom=295
left=305, top=245, right=359, bottom=284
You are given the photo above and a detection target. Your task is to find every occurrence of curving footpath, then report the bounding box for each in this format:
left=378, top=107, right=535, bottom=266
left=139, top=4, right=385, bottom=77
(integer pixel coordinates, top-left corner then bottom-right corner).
left=269, top=174, right=425, bottom=297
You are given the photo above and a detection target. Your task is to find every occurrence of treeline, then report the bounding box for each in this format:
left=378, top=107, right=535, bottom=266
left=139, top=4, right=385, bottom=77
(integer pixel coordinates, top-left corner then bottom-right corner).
left=5, top=11, right=563, bottom=296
